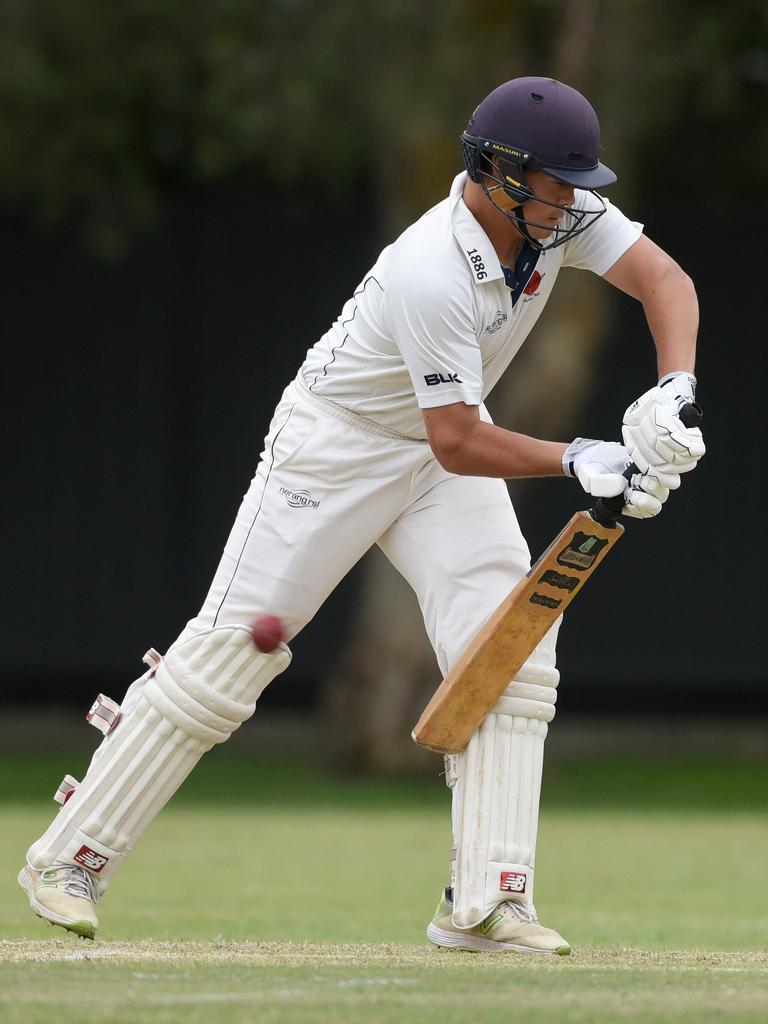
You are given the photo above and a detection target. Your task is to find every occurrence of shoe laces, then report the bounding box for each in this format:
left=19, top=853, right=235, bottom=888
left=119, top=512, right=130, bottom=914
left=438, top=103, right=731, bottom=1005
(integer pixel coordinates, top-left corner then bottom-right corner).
left=501, top=900, right=537, bottom=923
left=49, top=864, right=100, bottom=903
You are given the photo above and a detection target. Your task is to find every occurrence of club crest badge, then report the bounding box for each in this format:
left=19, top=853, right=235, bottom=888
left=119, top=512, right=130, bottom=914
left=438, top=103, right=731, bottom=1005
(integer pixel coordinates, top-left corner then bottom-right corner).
left=523, top=270, right=543, bottom=295
left=556, top=531, right=609, bottom=571
left=486, top=310, right=508, bottom=334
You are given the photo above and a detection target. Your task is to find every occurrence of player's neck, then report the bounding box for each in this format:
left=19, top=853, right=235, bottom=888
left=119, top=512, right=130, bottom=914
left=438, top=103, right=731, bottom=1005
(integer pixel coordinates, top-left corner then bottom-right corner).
left=462, top=179, right=525, bottom=268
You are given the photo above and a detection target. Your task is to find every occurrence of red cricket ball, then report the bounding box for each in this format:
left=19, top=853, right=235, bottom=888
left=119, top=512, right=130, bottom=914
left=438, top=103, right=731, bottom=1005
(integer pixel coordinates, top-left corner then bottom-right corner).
left=250, top=614, right=285, bottom=653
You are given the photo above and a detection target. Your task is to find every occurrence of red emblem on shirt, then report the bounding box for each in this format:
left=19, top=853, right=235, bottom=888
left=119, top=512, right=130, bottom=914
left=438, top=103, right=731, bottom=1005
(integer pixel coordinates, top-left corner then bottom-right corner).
left=523, top=271, right=542, bottom=296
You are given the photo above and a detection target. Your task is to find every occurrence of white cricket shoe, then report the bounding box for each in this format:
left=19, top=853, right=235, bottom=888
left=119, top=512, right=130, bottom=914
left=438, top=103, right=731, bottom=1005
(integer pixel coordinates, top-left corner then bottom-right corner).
left=18, top=864, right=99, bottom=940
left=427, top=888, right=571, bottom=956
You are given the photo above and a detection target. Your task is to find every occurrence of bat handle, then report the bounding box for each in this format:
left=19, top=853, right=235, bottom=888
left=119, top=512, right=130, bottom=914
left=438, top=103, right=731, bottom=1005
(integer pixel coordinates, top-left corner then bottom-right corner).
left=590, top=402, right=703, bottom=528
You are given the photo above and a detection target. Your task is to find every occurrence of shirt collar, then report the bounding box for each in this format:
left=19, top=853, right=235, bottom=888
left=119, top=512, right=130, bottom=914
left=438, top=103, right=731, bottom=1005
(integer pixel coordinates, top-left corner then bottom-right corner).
left=449, top=172, right=505, bottom=285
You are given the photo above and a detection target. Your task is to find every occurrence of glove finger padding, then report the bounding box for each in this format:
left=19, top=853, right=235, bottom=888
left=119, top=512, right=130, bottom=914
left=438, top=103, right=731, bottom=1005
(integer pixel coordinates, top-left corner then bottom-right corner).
left=631, top=471, right=670, bottom=502
left=645, top=466, right=681, bottom=490
left=622, top=471, right=670, bottom=519
left=621, top=465, right=679, bottom=493
left=623, top=491, right=662, bottom=519
left=576, top=466, right=627, bottom=497
left=648, top=403, right=705, bottom=459
left=623, top=400, right=705, bottom=473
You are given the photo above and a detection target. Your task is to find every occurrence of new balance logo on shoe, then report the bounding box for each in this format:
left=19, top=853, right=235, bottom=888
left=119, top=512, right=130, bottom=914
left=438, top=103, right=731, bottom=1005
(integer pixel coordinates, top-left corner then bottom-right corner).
left=500, top=870, right=527, bottom=893
left=73, top=846, right=109, bottom=873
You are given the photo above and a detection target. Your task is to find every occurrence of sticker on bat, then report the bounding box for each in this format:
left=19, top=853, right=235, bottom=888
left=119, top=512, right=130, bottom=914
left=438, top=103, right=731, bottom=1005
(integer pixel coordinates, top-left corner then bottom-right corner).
left=538, top=569, right=580, bottom=592
left=556, top=531, right=609, bottom=571
left=529, top=592, right=562, bottom=609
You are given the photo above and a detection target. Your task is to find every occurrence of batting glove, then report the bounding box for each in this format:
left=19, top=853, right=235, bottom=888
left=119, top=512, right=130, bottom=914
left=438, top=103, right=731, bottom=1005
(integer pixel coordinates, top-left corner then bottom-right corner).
left=622, top=376, right=705, bottom=477
left=563, top=438, right=629, bottom=497
left=563, top=438, right=676, bottom=519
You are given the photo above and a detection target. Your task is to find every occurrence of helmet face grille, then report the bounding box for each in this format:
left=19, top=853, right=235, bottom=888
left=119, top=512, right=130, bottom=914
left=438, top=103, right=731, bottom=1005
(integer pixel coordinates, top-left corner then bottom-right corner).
left=460, top=131, right=609, bottom=252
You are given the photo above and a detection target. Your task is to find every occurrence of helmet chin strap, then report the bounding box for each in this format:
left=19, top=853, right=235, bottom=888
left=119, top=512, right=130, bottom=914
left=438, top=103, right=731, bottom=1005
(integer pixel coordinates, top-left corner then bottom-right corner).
left=511, top=209, right=545, bottom=251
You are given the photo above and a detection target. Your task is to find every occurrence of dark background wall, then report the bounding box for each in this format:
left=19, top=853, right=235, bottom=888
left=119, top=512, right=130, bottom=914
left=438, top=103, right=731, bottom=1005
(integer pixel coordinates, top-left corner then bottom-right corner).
left=4, top=190, right=378, bottom=705
left=3, top=190, right=763, bottom=712
left=535, top=212, right=765, bottom=708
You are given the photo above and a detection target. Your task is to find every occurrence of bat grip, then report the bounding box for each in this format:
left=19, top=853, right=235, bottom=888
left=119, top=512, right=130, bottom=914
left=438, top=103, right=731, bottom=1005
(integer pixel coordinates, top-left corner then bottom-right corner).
left=590, top=402, right=703, bottom=528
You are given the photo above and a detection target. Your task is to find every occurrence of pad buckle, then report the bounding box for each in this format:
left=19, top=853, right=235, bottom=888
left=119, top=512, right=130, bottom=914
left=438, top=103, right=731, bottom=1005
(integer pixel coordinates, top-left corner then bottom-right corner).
left=86, top=694, right=122, bottom=736
left=53, top=774, right=79, bottom=806
left=142, top=648, right=163, bottom=676
left=444, top=754, right=459, bottom=789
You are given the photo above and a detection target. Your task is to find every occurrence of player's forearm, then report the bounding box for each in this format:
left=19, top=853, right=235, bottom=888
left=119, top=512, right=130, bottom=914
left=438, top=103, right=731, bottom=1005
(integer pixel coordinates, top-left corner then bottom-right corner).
left=434, top=420, right=567, bottom=479
left=640, top=261, right=699, bottom=377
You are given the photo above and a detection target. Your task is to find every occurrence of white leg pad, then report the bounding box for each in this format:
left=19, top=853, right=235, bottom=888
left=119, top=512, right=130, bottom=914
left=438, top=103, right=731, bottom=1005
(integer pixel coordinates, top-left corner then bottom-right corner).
left=27, top=626, right=290, bottom=887
left=448, top=631, right=559, bottom=928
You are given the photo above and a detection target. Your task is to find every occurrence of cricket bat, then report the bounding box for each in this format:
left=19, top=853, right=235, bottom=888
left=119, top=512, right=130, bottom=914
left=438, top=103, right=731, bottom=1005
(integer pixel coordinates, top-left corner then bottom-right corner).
left=412, top=404, right=702, bottom=755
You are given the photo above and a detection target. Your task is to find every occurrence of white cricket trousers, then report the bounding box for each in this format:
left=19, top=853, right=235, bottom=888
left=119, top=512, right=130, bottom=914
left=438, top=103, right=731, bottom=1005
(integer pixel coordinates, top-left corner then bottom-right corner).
left=176, top=374, right=540, bottom=675
left=29, top=371, right=559, bottom=919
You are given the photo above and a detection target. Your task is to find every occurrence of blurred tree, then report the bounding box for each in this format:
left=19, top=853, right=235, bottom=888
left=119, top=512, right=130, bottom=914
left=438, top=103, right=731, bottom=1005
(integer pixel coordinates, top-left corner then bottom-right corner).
left=0, top=0, right=765, bottom=253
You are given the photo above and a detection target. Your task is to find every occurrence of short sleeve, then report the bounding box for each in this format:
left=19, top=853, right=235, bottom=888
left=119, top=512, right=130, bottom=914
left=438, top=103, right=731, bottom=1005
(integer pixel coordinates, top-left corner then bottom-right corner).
left=561, top=194, right=643, bottom=276
left=383, top=257, right=484, bottom=409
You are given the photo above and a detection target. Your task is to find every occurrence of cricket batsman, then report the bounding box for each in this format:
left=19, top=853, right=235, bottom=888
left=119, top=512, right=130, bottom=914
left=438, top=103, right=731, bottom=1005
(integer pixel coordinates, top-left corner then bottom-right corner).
left=19, top=77, right=704, bottom=953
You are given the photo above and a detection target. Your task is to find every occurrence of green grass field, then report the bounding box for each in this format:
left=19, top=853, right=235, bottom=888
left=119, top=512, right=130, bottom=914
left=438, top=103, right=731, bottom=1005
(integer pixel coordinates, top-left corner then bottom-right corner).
left=1, top=734, right=766, bottom=1023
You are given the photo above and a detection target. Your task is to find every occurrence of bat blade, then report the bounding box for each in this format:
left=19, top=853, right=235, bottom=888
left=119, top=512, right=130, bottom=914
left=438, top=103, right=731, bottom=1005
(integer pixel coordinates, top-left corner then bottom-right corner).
left=411, top=509, right=624, bottom=754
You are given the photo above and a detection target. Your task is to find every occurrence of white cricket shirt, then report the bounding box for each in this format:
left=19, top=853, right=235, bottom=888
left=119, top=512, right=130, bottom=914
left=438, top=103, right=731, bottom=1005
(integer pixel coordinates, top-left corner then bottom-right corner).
left=300, top=172, right=642, bottom=439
